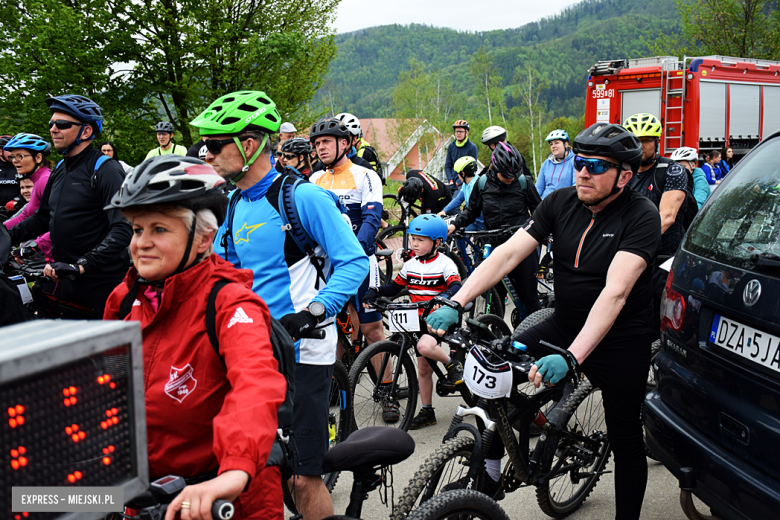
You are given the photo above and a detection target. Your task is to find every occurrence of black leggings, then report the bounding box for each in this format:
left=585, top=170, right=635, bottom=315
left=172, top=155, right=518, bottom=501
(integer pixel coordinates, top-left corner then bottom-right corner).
left=488, top=315, right=651, bottom=520
left=496, top=254, right=541, bottom=316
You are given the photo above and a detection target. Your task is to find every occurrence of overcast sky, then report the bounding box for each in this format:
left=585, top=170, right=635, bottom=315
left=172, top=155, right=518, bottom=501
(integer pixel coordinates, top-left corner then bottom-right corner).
left=333, top=0, right=580, bottom=34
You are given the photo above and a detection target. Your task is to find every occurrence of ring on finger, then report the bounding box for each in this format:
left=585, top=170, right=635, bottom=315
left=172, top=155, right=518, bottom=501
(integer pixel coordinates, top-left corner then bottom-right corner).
left=181, top=502, right=191, bottom=509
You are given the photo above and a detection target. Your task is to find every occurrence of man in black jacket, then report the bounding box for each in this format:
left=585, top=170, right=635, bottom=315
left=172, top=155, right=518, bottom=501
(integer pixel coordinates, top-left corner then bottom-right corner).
left=448, top=142, right=542, bottom=317
left=7, top=95, right=131, bottom=317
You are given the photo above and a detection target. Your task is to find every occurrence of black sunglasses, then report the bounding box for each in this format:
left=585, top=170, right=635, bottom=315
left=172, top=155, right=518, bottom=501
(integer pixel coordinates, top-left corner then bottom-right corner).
left=282, top=153, right=297, bottom=160
left=48, top=119, right=80, bottom=130
left=204, top=135, right=252, bottom=155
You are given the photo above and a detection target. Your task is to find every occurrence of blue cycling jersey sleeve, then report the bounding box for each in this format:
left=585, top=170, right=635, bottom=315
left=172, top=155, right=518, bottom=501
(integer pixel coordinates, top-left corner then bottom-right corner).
left=214, top=194, right=242, bottom=267
left=296, top=183, right=369, bottom=318
left=443, top=186, right=465, bottom=214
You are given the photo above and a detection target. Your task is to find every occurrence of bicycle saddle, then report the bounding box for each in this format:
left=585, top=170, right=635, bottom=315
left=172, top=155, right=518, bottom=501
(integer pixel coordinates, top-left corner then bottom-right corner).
left=322, top=427, right=415, bottom=473
left=375, top=249, right=394, bottom=258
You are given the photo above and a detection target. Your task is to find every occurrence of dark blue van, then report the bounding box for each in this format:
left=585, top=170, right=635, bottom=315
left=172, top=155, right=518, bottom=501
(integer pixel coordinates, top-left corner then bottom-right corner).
left=644, top=132, right=780, bottom=520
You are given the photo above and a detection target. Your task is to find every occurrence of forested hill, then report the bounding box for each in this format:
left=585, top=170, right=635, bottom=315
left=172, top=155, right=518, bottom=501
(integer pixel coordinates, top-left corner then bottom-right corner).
left=319, top=0, right=679, bottom=119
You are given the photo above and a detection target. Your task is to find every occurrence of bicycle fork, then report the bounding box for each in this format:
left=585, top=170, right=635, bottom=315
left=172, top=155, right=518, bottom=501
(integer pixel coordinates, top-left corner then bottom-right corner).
left=373, top=335, right=409, bottom=401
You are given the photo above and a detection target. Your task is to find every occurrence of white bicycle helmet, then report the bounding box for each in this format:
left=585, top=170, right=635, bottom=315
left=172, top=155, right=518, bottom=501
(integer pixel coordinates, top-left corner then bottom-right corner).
left=545, top=129, right=569, bottom=142
left=481, top=126, right=507, bottom=146
left=670, top=146, right=699, bottom=163
left=335, top=112, right=363, bottom=137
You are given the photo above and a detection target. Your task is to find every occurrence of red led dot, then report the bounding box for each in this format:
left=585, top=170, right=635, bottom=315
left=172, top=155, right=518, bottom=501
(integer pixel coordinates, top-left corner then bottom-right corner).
left=69, top=397, right=77, bottom=405
left=72, top=424, right=78, bottom=432
left=69, top=386, right=77, bottom=394
left=15, top=405, right=24, bottom=414
left=9, top=418, right=17, bottom=428
left=71, top=434, right=79, bottom=442
left=14, top=514, right=20, bottom=520
left=102, top=457, right=111, bottom=465
left=17, top=416, right=24, bottom=425
left=111, top=416, right=119, bottom=424
left=19, top=457, right=27, bottom=466
left=108, top=445, right=115, bottom=452
left=18, top=446, right=26, bottom=454
left=105, top=374, right=111, bottom=382
left=78, top=431, right=85, bottom=440
left=64, top=399, right=70, bottom=407
left=62, top=388, right=70, bottom=397
left=105, top=410, right=112, bottom=417
left=23, top=514, right=29, bottom=518
left=109, top=382, right=116, bottom=389
left=102, top=448, right=108, bottom=454
left=65, top=426, right=73, bottom=435
left=11, top=449, right=19, bottom=458
left=101, top=421, right=107, bottom=429
left=11, top=460, right=20, bottom=469
left=67, top=474, right=76, bottom=483
left=8, top=407, right=16, bottom=417
left=74, top=471, right=82, bottom=479
left=111, top=408, right=118, bottom=415
left=97, top=376, right=104, bottom=384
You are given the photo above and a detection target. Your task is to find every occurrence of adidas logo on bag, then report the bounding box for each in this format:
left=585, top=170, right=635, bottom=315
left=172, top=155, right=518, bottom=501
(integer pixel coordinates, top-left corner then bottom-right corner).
left=228, top=307, right=254, bottom=328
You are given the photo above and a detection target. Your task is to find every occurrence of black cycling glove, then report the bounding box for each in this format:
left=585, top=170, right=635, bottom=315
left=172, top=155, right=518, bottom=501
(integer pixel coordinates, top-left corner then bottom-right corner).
left=51, top=262, right=81, bottom=279
left=362, top=287, right=379, bottom=305
left=279, top=310, right=318, bottom=341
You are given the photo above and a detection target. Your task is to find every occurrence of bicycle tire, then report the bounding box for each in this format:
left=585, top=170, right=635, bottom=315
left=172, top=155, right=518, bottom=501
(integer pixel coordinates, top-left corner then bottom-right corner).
left=471, top=286, right=504, bottom=319
left=349, top=340, right=419, bottom=431
left=536, top=381, right=611, bottom=518
left=473, top=313, right=511, bottom=338
left=324, top=359, right=352, bottom=491
left=383, top=193, right=406, bottom=226
left=407, top=489, right=511, bottom=520
left=643, top=339, right=661, bottom=461
left=377, top=224, right=407, bottom=275
left=376, top=237, right=394, bottom=287
left=391, top=436, right=481, bottom=520
left=513, top=307, right=555, bottom=336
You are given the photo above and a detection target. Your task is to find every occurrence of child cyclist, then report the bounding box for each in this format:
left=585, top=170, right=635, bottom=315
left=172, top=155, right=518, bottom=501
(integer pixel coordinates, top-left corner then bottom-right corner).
left=363, top=214, right=463, bottom=429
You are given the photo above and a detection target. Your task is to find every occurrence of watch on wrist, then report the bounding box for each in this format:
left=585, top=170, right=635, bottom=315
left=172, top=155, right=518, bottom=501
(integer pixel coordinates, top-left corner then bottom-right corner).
left=76, top=258, right=90, bottom=273
left=308, top=301, right=326, bottom=323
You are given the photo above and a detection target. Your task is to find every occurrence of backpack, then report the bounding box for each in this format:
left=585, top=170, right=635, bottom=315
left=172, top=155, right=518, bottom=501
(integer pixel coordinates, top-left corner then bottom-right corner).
left=653, top=158, right=699, bottom=230
left=476, top=170, right=526, bottom=192
left=357, top=144, right=384, bottom=180
left=221, top=172, right=346, bottom=290
left=116, top=279, right=297, bottom=471
left=55, top=154, right=111, bottom=190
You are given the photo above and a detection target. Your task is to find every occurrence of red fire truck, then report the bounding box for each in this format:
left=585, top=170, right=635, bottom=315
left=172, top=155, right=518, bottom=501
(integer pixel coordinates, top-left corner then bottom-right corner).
left=584, top=55, right=780, bottom=158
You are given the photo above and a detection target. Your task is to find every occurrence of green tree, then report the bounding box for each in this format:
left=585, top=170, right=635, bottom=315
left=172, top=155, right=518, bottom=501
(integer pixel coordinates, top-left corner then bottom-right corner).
left=511, top=65, right=548, bottom=173
left=646, top=0, right=780, bottom=58
left=0, top=0, right=337, bottom=165
left=469, top=47, right=505, bottom=125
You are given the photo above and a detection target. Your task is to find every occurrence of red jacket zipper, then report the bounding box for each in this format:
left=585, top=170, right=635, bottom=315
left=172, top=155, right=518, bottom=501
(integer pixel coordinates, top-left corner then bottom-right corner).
left=575, top=215, right=595, bottom=268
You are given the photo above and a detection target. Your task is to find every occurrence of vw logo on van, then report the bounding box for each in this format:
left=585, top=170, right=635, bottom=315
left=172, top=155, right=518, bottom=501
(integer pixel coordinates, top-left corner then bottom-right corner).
left=743, top=279, right=762, bottom=307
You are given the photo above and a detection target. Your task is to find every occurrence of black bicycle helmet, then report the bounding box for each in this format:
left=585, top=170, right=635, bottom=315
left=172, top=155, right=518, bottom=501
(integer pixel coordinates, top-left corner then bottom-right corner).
left=572, top=123, right=642, bottom=172
left=0, top=135, right=12, bottom=151
left=309, top=118, right=351, bottom=142
left=490, top=142, right=524, bottom=179
left=399, top=176, right=424, bottom=203
left=106, top=155, right=228, bottom=226
left=281, top=137, right=313, bottom=156
left=154, top=121, right=175, bottom=133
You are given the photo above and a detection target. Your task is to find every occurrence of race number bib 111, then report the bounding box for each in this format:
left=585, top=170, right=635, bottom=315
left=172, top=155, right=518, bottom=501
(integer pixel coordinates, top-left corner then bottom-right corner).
left=388, top=308, right=420, bottom=333
left=463, top=346, right=514, bottom=399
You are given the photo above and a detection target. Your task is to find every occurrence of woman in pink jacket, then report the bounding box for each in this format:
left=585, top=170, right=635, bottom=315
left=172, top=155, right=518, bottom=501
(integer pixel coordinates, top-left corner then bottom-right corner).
left=3, top=133, right=53, bottom=259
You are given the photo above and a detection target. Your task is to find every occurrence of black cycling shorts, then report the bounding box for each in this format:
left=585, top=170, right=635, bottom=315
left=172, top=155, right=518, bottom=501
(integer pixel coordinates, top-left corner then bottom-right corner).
left=290, top=363, right=334, bottom=476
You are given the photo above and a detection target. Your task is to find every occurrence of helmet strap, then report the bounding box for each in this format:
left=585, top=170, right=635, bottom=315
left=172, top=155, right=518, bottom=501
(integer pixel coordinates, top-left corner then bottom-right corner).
left=61, top=123, right=91, bottom=156
left=416, top=238, right=442, bottom=261
left=581, top=169, right=622, bottom=207
left=174, top=214, right=198, bottom=275
left=232, top=133, right=268, bottom=183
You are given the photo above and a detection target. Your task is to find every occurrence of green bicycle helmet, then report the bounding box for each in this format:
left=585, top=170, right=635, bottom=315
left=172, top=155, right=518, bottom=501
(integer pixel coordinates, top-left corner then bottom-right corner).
left=454, top=156, right=478, bottom=177
left=190, top=91, right=282, bottom=181
left=623, top=113, right=662, bottom=138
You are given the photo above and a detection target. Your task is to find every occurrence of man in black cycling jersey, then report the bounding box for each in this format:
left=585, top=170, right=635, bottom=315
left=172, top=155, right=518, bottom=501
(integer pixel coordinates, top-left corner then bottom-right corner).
left=6, top=95, right=131, bottom=317
left=447, top=142, right=542, bottom=320
left=427, top=123, right=661, bottom=520
left=398, top=170, right=452, bottom=215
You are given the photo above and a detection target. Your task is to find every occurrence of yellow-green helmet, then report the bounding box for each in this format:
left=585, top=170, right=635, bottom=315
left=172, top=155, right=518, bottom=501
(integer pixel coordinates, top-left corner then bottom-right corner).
left=623, top=113, right=662, bottom=138
left=191, top=91, right=281, bottom=136
left=454, top=156, right=478, bottom=177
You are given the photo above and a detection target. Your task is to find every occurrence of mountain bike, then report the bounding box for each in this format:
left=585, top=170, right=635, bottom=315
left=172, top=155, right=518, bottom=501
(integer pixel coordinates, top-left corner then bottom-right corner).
left=382, top=193, right=419, bottom=228
left=392, top=312, right=610, bottom=520
left=10, top=261, right=98, bottom=319
left=349, top=297, right=510, bottom=432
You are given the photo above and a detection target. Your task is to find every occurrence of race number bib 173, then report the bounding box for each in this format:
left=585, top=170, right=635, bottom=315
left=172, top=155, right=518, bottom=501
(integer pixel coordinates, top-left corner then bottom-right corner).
left=463, top=346, right=514, bottom=399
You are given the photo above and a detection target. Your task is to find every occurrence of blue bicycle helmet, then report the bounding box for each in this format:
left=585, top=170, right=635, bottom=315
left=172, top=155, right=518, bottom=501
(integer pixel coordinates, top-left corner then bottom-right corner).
left=45, top=95, right=104, bottom=132
left=408, top=214, right=448, bottom=243
left=4, top=133, right=52, bottom=155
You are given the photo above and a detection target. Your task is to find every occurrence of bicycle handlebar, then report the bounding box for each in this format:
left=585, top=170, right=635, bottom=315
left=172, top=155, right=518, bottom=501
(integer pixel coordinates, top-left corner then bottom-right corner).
left=125, top=475, right=234, bottom=520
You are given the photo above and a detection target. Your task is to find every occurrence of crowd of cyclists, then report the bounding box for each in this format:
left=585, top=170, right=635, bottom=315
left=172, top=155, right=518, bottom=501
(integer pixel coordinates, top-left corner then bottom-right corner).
left=0, top=86, right=726, bottom=520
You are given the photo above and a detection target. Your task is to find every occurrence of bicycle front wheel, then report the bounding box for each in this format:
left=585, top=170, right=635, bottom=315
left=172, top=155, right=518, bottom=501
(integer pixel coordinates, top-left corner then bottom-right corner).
left=407, top=489, right=511, bottom=520
left=349, top=340, right=419, bottom=431
left=392, top=436, right=481, bottom=520
left=536, top=382, right=611, bottom=518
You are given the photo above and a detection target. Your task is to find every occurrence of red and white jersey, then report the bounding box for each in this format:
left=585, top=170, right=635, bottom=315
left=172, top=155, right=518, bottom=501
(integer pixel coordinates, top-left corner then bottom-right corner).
left=394, top=252, right=461, bottom=314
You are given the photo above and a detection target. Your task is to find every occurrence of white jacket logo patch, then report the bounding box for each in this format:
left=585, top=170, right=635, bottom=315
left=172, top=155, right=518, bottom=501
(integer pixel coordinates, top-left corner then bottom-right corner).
left=228, top=307, right=253, bottom=328
left=164, top=364, right=197, bottom=403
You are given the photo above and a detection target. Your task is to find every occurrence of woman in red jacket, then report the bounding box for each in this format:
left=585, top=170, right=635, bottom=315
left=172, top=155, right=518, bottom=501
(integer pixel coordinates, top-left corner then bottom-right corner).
left=104, top=155, right=286, bottom=520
